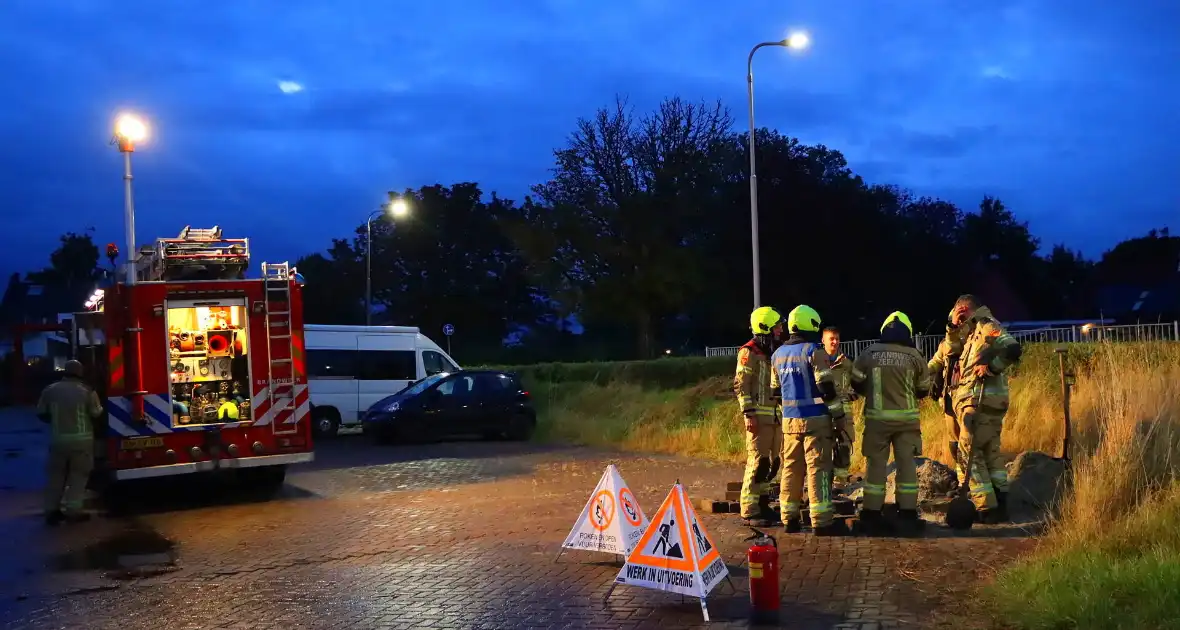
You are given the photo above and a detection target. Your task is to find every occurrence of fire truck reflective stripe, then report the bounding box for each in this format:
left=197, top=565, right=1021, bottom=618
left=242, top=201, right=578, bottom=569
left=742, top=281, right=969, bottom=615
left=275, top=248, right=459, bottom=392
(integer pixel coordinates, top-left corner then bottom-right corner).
left=251, top=387, right=269, bottom=410
left=144, top=394, right=198, bottom=433
left=283, top=384, right=310, bottom=424
left=106, top=398, right=152, bottom=437
left=109, top=343, right=125, bottom=389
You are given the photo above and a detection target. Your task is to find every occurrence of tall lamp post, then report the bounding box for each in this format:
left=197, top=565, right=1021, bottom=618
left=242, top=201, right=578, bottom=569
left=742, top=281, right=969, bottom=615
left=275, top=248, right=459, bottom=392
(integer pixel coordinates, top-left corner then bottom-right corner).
left=365, top=195, right=411, bottom=325
left=112, top=113, right=149, bottom=285
left=746, top=31, right=809, bottom=309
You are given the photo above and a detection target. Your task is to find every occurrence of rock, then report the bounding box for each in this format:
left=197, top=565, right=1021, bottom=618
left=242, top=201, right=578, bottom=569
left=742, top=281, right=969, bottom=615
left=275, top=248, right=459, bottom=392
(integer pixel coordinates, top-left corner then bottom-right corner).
left=843, top=458, right=958, bottom=506
left=1006, top=450, right=1069, bottom=520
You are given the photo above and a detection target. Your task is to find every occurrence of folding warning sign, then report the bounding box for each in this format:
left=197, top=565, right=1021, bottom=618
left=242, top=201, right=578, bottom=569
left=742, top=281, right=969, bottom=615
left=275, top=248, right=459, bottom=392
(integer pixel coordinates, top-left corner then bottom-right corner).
left=559, top=464, right=650, bottom=558
left=608, top=483, right=730, bottom=621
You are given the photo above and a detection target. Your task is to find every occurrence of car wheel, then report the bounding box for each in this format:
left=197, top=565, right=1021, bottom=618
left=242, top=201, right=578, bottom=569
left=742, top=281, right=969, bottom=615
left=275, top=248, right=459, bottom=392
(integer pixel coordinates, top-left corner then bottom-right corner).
left=505, top=414, right=535, bottom=441
left=311, top=407, right=340, bottom=439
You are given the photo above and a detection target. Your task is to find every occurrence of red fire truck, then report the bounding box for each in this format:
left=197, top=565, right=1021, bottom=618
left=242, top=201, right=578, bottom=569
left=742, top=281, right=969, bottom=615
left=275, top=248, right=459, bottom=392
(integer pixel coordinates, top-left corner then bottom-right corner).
left=69, top=226, right=313, bottom=495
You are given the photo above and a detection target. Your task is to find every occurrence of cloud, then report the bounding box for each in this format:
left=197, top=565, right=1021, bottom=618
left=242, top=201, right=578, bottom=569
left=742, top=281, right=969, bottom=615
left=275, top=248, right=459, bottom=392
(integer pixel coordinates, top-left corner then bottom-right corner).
left=277, top=80, right=304, bottom=94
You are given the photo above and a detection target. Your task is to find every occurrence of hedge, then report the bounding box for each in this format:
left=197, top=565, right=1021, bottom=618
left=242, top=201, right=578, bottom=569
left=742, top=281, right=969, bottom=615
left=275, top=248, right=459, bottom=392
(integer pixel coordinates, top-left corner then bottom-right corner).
left=479, top=342, right=1180, bottom=391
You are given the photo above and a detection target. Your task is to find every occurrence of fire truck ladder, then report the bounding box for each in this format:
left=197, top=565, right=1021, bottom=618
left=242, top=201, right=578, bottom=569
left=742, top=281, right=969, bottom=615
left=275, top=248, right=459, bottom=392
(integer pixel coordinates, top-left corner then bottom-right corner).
left=262, top=261, right=299, bottom=435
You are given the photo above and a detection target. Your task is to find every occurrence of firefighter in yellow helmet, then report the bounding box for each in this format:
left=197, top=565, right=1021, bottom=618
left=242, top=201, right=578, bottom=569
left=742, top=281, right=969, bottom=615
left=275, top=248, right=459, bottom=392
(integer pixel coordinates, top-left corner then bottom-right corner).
left=771, top=305, right=849, bottom=535
left=944, top=294, right=1022, bottom=522
left=849, top=311, right=933, bottom=535
left=733, top=306, right=786, bottom=526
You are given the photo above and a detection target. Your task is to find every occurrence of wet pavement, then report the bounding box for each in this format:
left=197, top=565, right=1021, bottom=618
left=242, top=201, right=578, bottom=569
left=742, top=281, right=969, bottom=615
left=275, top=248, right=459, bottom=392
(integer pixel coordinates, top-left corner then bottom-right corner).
left=0, top=407, right=1033, bottom=629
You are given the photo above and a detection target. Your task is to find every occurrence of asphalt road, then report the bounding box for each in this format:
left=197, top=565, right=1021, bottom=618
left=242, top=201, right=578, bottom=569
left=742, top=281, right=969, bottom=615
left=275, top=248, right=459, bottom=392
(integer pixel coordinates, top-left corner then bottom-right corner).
left=0, top=409, right=1033, bottom=629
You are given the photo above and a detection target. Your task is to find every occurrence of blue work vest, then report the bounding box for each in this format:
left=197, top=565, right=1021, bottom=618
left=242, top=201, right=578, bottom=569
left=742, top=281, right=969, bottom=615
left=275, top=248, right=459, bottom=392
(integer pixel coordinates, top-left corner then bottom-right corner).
left=771, top=341, right=827, bottom=419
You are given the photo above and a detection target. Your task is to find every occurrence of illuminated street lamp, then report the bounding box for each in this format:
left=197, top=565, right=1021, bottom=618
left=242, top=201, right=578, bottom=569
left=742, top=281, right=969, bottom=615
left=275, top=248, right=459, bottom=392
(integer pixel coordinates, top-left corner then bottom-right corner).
left=365, top=194, right=412, bottom=325
left=111, top=113, right=149, bottom=285
left=746, top=31, right=809, bottom=309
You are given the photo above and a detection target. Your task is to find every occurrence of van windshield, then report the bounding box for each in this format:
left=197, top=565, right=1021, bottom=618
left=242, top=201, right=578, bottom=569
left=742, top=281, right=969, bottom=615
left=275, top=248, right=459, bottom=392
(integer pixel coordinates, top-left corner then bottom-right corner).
left=401, top=373, right=449, bottom=397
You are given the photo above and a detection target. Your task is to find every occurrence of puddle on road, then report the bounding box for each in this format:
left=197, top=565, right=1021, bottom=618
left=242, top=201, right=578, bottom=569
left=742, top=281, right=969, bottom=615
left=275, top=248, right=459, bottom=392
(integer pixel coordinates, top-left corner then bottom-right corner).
left=54, top=528, right=179, bottom=580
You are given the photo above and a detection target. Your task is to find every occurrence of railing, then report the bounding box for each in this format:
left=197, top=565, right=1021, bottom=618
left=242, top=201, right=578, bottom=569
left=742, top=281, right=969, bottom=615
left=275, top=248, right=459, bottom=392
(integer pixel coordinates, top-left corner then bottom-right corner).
left=705, top=322, right=1180, bottom=360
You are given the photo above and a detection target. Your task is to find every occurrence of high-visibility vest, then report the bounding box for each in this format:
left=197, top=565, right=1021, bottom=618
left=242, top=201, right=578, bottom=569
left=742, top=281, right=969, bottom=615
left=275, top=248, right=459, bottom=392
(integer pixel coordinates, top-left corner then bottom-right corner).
left=771, top=342, right=827, bottom=419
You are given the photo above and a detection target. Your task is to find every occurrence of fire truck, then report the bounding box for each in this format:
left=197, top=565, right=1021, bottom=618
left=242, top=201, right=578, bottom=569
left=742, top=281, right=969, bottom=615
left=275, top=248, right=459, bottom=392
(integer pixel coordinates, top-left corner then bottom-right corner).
left=68, top=226, right=313, bottom=495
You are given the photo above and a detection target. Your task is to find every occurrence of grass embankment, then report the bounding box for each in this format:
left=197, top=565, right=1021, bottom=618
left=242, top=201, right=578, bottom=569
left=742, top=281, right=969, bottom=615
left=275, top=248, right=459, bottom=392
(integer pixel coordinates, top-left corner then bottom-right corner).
left=495, top=342, right=1180, bottom=629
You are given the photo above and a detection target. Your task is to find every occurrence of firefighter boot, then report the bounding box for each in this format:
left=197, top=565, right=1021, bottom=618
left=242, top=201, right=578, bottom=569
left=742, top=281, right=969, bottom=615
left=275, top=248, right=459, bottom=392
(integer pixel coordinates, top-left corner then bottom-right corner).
left=784, top=517, right=803, bottom=534
left=854, top=509, right=894, bottom=536
left=813, top=520, right=851, bottom=537
left=981, top=492, right=1009, bottom=524
left=895, top=509, right=927, bottom=537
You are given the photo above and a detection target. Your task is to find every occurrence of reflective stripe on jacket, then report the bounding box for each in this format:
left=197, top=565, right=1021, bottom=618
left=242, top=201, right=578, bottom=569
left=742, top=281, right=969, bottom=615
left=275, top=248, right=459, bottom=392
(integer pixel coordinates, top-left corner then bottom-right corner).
left=852, top=343, right=932, bottom=421
left=37, top=378, right=102, bottom=444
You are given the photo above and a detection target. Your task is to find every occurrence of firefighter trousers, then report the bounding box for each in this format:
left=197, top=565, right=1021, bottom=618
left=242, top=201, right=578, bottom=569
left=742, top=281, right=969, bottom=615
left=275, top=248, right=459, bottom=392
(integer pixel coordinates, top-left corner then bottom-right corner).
left=780, top=416, right=835, bottom=527
left=957, top=406, right=1007, bottom=510
left=44, top=441, right=94, bottom=516
left=862, top=419, right=922, bottom=511
left=740, top=413, right=783, bottom=518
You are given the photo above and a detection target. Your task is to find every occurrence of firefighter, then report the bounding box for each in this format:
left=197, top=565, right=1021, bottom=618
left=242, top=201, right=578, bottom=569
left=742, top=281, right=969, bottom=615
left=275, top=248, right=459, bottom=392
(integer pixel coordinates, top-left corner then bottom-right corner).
left=821, top=326, right=860, bottom=483
left=771, top=305, right=849, bottom=536
left=734, top=307, right=786, bottom=526
left=928, top=309, right=969, bottom=485
left=36, top=360, right=103, bottom=525
left=945, top=294, right=1022, bottom=523
left=849, top=312, right=933, bottom=535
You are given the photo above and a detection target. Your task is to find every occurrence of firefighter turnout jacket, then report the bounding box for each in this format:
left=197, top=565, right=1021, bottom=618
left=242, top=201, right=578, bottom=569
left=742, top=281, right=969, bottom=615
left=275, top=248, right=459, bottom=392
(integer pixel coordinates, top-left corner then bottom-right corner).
left=852, top=343, right=933, bottom=422
left=943, top=306, right=1022, bottom=409
left=770, top=337, right=844, bottom=424
left=734, top=340, right=777, bottom=417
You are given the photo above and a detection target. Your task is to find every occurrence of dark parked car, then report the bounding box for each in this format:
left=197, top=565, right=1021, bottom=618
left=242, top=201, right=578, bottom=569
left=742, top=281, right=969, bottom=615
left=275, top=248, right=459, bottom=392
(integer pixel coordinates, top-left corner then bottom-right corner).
left=361, top=370, right=536, bottom=443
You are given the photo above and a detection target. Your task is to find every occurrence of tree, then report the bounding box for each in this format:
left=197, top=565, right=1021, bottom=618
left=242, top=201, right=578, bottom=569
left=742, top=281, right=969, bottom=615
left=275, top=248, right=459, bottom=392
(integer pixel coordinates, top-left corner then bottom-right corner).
left=521, top=96, right=735, bottom=357
left=297, top=183, right=544, bottom=362
left=27, top=232, right=102, bottom=289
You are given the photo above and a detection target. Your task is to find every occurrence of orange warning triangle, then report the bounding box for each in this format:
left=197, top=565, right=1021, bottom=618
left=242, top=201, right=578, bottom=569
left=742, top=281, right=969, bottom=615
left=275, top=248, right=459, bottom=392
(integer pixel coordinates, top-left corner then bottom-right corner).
left=624, top=484, right=695, bottom=573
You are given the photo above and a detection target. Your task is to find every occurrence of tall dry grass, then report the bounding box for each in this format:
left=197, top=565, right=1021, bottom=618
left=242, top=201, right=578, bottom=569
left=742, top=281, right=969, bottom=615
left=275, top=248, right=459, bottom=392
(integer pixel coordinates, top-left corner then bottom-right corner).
left=986, top=343, right=1180, bottom=629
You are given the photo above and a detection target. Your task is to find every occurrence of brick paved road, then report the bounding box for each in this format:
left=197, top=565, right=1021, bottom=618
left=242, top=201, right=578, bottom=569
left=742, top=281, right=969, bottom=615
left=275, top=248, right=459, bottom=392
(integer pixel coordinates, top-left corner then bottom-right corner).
left=0, top=416, right=1034, bottom=629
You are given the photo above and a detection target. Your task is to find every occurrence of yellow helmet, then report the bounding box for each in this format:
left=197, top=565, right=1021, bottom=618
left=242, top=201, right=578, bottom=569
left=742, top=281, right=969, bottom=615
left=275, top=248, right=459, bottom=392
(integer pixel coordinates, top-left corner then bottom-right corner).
left=217, top=401, right=240, bottom=421
left=787, top=305, right=822, bottom=333
left=750, top=306, right=783, bottom=335
left=881, top=311, right=913, bottom=335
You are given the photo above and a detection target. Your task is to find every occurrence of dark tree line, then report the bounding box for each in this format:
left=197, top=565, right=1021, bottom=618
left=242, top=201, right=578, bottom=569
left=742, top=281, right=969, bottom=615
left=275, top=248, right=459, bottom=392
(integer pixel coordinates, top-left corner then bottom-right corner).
left=16, top=98, right=1180, bottom=364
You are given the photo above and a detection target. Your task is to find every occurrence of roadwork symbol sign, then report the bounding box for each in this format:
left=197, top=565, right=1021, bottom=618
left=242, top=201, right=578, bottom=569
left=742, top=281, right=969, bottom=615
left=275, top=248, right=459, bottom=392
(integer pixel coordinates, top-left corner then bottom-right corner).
left=613, top=483, right=728, bottom=599
left=561, top=465, right=649, bottom=556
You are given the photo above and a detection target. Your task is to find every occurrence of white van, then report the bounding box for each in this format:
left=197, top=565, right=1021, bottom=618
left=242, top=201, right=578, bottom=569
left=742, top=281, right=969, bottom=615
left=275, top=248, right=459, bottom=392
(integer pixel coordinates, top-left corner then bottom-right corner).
left=303, top=324, right=461, bottom=437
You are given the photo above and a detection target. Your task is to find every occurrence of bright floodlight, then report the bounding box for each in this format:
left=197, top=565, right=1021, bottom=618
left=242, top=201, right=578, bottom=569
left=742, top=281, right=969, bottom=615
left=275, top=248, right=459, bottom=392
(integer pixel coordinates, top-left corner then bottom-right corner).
left=388, top=198, right=409, bottom=217
left=785, top=31, right=810, bottom=49
left=115, top=114, right=148, bottom=142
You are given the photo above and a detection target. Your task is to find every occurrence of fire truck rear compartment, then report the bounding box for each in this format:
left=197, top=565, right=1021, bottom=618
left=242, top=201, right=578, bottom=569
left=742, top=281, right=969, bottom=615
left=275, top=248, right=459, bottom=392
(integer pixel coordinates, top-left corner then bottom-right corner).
left=167, top=301, right=253, bottom=427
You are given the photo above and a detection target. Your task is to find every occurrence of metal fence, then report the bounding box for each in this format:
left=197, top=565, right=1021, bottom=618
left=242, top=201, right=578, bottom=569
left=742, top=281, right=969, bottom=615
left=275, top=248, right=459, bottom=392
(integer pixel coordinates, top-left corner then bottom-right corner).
left=704, top=321, right=1180, bottom=360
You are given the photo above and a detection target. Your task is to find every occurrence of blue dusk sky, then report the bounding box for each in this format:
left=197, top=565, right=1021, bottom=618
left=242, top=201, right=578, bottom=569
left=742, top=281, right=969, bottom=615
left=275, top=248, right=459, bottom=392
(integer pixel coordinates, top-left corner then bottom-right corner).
left=0, top=0, right=1176, bottom=282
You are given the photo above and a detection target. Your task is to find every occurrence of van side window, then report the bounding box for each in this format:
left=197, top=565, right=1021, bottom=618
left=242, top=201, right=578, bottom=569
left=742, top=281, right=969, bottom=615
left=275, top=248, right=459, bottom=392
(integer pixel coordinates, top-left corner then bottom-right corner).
left=422, top=350, right=451, bottom=376
left=306, top=350, right=357, bottom=378
left=357, top=350, right=416, bottom=381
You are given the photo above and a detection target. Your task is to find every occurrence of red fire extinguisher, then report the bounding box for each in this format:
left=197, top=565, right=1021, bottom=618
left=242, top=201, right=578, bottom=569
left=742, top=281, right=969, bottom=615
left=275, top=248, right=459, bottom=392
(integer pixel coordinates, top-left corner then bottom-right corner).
left=746, top=527, right=779, bottom=624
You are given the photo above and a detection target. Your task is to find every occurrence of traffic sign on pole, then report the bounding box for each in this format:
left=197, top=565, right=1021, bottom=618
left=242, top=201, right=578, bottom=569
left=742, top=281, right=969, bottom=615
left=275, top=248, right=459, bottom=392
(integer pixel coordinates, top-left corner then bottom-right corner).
left=442, top=324, right=455, bottom=337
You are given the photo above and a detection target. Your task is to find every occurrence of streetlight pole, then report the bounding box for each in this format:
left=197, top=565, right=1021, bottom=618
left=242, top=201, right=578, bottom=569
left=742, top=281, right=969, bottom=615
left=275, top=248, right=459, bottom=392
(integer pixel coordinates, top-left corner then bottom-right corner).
left=364, top=196, right=411, bottom=326
left=746, top=32, right=809, bottom=309
left=365, top=209, right=382, bottom=326
left=113, top=114, right=148, bottom=285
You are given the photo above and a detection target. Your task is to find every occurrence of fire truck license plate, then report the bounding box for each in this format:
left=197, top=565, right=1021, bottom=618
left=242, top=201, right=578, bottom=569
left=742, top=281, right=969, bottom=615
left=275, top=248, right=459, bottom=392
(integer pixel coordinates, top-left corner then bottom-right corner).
left=120, top=437, right=164, bottom=450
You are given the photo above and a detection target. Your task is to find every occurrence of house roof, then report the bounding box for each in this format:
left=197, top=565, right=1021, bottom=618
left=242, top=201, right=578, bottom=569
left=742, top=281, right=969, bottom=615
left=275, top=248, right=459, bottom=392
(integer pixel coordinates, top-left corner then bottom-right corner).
left=1097, top=280, right=1180, bottom=320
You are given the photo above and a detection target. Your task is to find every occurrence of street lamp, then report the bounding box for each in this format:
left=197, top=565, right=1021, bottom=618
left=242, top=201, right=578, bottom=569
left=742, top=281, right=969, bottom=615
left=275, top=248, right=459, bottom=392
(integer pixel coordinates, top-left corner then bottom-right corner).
left=746, top=31, right=809, bottom=309
left=112, top=113, right=149, bottom=285
left=365, top=194, right=412, bottom=325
